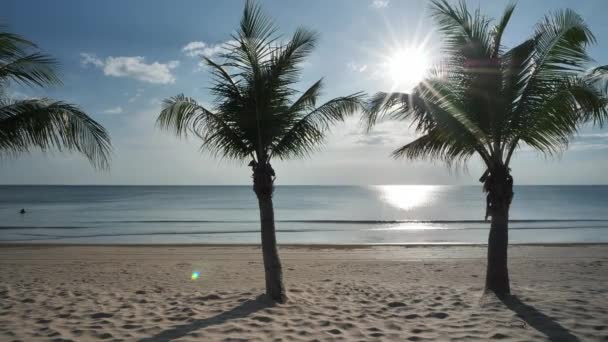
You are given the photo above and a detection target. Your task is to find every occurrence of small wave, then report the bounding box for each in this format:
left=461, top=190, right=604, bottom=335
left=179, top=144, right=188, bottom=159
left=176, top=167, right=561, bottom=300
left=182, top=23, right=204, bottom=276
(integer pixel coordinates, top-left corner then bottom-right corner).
left=1, top=228, right=345, bottom=241
left=3, top=225, right=608, bottom=239
left=2, top=221, right=608, bottom=231
left=91, top=218, right=608, bottom=224
left=281, top=219, right=608, bottom=224
left=0, top=226, right=90, bottom=230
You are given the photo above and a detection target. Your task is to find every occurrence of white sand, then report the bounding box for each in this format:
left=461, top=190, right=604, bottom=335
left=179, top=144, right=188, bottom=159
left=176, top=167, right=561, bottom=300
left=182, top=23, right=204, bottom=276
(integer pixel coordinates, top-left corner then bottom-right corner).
left=0, top=244, right=607, bottom=341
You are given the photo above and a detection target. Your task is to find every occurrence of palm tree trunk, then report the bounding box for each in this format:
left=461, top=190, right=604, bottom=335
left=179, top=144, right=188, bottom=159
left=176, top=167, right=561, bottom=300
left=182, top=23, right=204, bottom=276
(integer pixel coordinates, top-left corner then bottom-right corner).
left=252, top=161, right=286, bottom=303
left=484, top=166, right=514, bottom=297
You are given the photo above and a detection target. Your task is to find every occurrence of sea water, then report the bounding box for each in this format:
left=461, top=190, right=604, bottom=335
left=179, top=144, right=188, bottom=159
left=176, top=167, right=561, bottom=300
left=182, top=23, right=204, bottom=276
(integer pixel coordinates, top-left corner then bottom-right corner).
left=1, top=185, right=607, bottom=244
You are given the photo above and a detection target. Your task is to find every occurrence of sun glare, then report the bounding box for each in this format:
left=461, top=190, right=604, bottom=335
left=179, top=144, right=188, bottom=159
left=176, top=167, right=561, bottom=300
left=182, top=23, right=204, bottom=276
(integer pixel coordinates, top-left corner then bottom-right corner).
left=384, top=46, right=430, bottom=91
left=376, top=185, right=438, bottom=211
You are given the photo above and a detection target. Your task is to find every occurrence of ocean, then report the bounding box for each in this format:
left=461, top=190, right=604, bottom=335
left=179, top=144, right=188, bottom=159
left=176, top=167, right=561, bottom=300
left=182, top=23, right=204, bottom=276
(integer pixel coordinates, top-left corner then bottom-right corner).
left=0, top=185, right=607, bottom=245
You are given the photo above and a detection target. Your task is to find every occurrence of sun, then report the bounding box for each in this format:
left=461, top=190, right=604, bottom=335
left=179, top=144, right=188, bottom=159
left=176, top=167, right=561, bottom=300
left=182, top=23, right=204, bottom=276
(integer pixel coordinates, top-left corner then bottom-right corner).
left=384, top=46, right=430, bottom=91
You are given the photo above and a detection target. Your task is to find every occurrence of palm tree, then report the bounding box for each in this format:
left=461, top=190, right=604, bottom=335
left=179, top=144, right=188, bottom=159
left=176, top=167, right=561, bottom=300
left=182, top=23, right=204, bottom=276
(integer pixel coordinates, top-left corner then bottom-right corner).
left=364, top=0, right=607, bottom=296
left=1, top=30, right=111, bottom=168
left=157, top=0, right=363, bottom=302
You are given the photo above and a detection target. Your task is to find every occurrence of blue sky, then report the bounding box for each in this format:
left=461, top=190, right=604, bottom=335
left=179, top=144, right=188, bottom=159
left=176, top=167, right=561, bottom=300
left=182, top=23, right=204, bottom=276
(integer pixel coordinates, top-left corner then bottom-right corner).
left=2, top=0, right=608, bottom=185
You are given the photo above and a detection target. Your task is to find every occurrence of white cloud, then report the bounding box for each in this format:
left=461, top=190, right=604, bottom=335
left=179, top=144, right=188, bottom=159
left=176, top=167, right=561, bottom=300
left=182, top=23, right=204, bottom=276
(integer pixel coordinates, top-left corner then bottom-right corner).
left=80, top=53, right=104, bottom=67
left=104, top=57, right=179, bottom=84
left=347, top=62, right=368, bottom=73
left=371, top=0, right=389, bottom=8
left=80, top=53, right=179, bottom=84
left=182, top=40, right=237, bottom=58
left=103, top=106, right=123, bottom=114
left=182, top=41, right=207, bottom=56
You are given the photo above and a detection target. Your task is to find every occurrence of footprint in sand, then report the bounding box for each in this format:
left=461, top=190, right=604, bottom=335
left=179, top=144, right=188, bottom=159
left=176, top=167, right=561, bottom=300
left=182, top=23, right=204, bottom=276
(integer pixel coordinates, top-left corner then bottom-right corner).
left=198, top=294, right=222, bottom=301
left=90, top=312, right=113, bottom=319
left=327, top=328, right=342, bottom=335
left=122, top=324, right=142, bottom=329
left=387, top=301, right=407, bottom=308
left=425, top=312, right=449, bottom=319
left=252, top=315, right=273, bottom=323
left=490, top=332, right=509, bottom=339
left=96, top=332, right=113, bottom=339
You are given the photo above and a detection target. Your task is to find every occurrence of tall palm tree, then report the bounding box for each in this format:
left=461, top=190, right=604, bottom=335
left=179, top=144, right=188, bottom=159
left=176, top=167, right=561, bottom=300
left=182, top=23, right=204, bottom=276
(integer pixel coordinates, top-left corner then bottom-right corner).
left=157, top=0, right=363, bottom=302
left=1, top=30, right=111, bottom=168
left=364, top=0, right=607, bottom=296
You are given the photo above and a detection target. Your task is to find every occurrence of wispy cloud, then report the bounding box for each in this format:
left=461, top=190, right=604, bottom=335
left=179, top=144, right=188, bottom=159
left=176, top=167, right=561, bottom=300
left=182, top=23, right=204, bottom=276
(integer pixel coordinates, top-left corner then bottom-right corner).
left=103, top=106, right=123, bottom=114
left=80, top=53, right=179, bottom=84
left=570, top=132, right=608, bottom=151
left=577, top=132, right=608, bottom=139
left=370, top=0, right=389, bottom=9
left=128, top=88, right=144, bottom=103
left=351, top=129, right=395, bottom=146
left=80, top=52, right=103, bottom=67
left=340, top=120, right=414, bottom=148
left=182, top=40, right=237, bottom=58
left=182, top=40, right=238, bottom=70
left=347, top=62, right=368, bottom=73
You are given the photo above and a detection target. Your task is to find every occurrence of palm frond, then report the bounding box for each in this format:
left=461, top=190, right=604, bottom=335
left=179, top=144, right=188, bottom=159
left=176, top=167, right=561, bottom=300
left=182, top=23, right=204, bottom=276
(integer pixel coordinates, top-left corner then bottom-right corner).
left=515, top=9, right=595, bottom=116
left=157, top=94, right=251, bottom=159
left=392, top=129, right=476, bottom=168
left=377, top=3, right=606, bottom=171
left=365, top=77, right=493, bottom=166
left=534, top=9, right=595, bottom=73
left=203, top=56, right=242, bottom=100
left=490, top=2, right=516, bottom=58
left=0, top=99, right=111, bottom=169
left=0, top=31, right=37, bottom=58
left=505, top=76, right=607, bottom=163
left=271, top=92, right=364, bottom=159
left=363, top=92, right=419, bottom=131
left=581, top=65, right=608, bottom=126
left=268, top=27, right=318, bottom=88
left=0, top=30, right=61, bottom=88
left=159, top=1, right=364, bottom=164
left=0, top=52, right=60, bottom=87
left=239, top=0, right=277, bottom=49
left=286, top=78, right=323, bottom=114
left=429, top=0, right=493, bottom=58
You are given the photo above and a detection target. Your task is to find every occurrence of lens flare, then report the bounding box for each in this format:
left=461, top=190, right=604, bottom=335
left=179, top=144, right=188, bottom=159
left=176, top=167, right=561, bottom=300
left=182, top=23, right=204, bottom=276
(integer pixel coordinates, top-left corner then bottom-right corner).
left=191, top=271, right=200, bottom=280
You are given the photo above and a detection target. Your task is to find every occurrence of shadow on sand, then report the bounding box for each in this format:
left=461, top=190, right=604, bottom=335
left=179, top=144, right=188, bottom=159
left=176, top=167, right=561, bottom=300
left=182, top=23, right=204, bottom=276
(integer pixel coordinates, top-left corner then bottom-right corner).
left=500, top=295, right=580, bottom=342
left=139, top=295, right=275, bottom=342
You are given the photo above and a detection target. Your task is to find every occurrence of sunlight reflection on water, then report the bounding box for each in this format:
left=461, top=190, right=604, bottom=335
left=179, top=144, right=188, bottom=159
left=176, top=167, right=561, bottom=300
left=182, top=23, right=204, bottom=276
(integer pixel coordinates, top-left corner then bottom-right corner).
left=374, top=185, right=440, bottom=211
left=370, top=224, right=450, bottom=231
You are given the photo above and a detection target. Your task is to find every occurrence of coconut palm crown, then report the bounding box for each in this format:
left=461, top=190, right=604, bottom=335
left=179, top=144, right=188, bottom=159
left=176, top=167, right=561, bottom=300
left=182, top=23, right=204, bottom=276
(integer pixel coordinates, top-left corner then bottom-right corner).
left=364, top=0, right=608, bottom=296
left=157, top=0, right=364, bottom=302
left=0, top=30, right=111, bottom=169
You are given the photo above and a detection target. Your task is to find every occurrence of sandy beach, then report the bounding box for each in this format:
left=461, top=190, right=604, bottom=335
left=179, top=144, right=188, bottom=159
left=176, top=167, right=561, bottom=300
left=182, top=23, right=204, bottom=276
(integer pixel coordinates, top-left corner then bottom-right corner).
left=0, top=244, right=607, bottom=341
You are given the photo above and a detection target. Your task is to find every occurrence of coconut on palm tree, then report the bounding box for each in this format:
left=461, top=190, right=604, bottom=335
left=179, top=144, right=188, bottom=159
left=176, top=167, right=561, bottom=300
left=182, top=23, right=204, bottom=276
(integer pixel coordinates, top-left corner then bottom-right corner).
left=364, top=0, right=608, bottom=296
left=0, top=30, right=111, bottom=168
left=157, top=0, right=364, bottom=302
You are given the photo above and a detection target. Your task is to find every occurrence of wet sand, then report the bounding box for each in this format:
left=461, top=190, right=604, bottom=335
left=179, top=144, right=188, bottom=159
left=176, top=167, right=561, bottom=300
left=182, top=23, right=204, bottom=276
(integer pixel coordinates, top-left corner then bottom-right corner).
left=0, top=244, right=607, bottom=341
